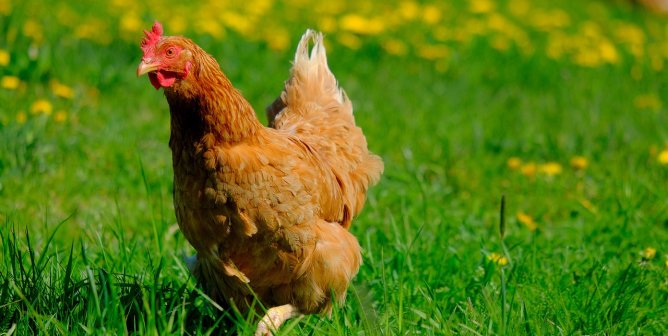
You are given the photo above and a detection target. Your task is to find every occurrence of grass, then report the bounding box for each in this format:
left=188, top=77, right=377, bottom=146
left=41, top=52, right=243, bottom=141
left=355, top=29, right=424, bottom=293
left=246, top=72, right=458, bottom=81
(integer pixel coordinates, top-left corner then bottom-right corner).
left=2, top=0, right=668, bottom=334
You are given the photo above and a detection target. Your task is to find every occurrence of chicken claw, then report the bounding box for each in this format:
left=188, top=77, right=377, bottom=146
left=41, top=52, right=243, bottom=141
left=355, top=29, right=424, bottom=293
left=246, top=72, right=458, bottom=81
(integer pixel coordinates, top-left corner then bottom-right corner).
left=254, top=304, right=302, bottom=336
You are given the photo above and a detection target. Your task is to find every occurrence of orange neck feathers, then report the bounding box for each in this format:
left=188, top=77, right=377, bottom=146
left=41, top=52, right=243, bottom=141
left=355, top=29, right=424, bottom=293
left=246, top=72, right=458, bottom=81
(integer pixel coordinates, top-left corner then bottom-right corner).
left=164, top=43, right=263, bottom=145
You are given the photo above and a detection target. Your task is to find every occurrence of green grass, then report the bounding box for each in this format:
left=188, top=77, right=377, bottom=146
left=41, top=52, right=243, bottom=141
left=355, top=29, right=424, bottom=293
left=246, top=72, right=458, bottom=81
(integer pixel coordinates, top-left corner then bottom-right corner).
left=2, top=0, right=668, bottom=334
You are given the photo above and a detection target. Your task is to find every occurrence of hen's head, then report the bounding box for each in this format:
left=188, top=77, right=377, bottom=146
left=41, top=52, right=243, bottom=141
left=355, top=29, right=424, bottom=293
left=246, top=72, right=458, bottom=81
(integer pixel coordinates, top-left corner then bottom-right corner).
left=137, top=21, right=194, bottom=90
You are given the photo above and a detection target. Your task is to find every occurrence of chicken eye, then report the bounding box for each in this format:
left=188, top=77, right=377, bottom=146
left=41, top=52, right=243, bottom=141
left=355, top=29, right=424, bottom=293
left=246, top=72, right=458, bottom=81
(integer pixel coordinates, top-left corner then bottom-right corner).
left=166, top=47, right=177, bottom=57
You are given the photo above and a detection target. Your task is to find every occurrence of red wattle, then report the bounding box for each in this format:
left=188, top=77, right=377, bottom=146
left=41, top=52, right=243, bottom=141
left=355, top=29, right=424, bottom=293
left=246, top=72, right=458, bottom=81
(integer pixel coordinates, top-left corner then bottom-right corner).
left=148, top=70, right=178, bottom=90
left=156, top=71, right=177, bottom=88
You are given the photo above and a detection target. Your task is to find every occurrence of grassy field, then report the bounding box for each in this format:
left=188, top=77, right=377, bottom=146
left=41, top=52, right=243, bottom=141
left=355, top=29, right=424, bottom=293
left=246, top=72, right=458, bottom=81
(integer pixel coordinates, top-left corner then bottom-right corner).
left=2, top=0, right=668, bottom=334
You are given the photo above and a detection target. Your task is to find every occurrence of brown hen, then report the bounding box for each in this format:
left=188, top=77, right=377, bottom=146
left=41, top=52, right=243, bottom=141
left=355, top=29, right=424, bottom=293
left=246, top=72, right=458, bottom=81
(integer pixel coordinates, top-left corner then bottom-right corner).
left=136, top=22, right=383, bottom=335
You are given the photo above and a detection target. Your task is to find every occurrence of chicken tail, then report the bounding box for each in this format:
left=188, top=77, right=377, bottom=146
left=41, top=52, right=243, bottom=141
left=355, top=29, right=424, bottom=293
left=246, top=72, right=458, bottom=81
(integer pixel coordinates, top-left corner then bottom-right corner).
left=266, top=30, right=348, bottom=126
left=268, top=29, right=383, bottom=228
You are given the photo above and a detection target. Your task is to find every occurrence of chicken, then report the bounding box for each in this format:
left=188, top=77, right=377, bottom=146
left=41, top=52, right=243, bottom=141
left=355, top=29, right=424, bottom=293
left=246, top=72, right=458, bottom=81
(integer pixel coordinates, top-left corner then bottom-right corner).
left=136, top=22, right=383, bottom=335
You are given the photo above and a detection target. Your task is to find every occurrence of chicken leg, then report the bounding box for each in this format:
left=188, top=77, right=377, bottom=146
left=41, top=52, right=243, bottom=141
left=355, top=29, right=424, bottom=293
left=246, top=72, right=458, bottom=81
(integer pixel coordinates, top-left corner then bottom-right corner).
left=254, top=304, right=302, bottom=336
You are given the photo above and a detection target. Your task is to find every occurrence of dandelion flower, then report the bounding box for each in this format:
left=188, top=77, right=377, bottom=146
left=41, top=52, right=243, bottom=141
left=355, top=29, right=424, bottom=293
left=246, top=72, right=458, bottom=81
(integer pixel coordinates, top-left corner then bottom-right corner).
left=168, top=16, right=188, bottom=34
left=488, top=252, right=508, bottom=266
left=507, top=157, right=522, bottom=170
left=23, top=19, right=44, bottom=42
left=417, top=44, right=449, bottom=60
left=31, top=99, right=53, bottom=115
left=16, top=111, right=26, bottom=124
left=54, top=110, right=67, bottom=123
left=398, top=1, right=420, bottom=20
left=0, top=49, right=9, bottom=66
left=658, top=149, right=668, bottom=165
left=470, top=0, right=494, bottom=14
left=520, top=162, right=537, bottom=177
left=599, top=40, right=619, bottom=64
left=634, top=94, right=662, bottom=110
left=1, top=76, right=20, bottom=90
left=516, top=212, right=538, bottom=231
left=120, top=12, right=142, bottom=33
left=221, top=11, right=252, bottom=36
left=339, top=14, right=385, bottom=35
left=422, top=5, right=442, bottom=25
left=265, top=28, right=289, bottom=51
left=317, top=17, right=337, bottom=33
left=641, top=247, right=656, bottom=260
left=50, top=80, right=75, bottom=99
left=382, top=39, right=408, bottom=56
left=540, top=162, right=562, bottom=176
left=0, top=0, right=10, bottom=15
left=337, top=33, right=362, bottom=50
left=195, top=19, right=224, bottom=39
left=570, top=156, right=588, bottom=170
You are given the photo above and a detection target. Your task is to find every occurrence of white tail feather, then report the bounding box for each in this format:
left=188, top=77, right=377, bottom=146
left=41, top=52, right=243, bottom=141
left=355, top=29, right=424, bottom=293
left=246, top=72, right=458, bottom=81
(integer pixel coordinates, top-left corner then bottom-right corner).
left=290, top=29, right=346, bottom=105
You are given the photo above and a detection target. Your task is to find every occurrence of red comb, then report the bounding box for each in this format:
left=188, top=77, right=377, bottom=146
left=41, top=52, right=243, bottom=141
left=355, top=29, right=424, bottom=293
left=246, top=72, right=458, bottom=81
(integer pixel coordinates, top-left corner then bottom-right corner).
left=141, top=21, right=163, bottom=56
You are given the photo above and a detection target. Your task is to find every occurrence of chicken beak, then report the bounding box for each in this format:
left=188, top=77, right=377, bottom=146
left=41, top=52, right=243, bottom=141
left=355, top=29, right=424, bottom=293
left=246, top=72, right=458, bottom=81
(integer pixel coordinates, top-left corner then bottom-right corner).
left=137, top=61, right=160, bottom=76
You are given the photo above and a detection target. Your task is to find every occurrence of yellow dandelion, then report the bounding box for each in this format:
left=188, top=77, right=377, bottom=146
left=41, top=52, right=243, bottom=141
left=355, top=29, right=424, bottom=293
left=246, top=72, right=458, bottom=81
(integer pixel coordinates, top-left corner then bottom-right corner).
left=317, top=16, right=337, bottom=33
left=382, top=39, right=408, bottom=56
left=195, top=19, right=225, bottom=39
left=54, top=110, right=67, bottom=123
left=265, top=28, right=289, bottom=51
left=31, top=99, right=53, bottom=115
left=417, top=44, right=449, bottom=60
left=222, top=11, right=252, bottom=36
left=168, top=15, right=188, bottom=35
left=337, top=33, right=362, bottom=50
left=531, top=9, right=571, bottom=31
left=634, top=94, right=662, bottom=110
left=540, top=162, right=562, bottom=176
left=641, top=247, right=656, bottom=260
left=488, top=252, right=508, bottom=266
left=470, top=0, right=494, bottom=14
left=23, top=19, right=44, bottom=42
left=16, top=111, right=26, bottom=124
left=50, top=80, right=75, bottom=99
left=56, top=6, right=78, bottom=27
left=1, top=76, right=20, bottom=90
left=422, top=5, right=442, bottom=25
left=339, top=14, right=385, bottom=35
left=491, top=36, right=510, bottom=52
left=570, top=156, right=588, bottom=170
left=120, top=12, right=142, bottom=34
left=398, top=1, right=420, bottom=20
left=658, top=149, right=668, bottom=165
left=599, top=40, right=619, bottom=64
left=516, top=212, right=538, bottom=231
left=520, top=162, right=537, bottom=177
left=508, top=0, right=529, bottom=16
left=507, top=157, right=522, bottom=170
left=0, top=49, right=9, bottom=66
left=665, top=259, right=668, bottom=268
left=0, top=0, right=11, bottom=15
left=614, top=23, right=645, bottom=58
left=574, top=49, right=602, bottom=68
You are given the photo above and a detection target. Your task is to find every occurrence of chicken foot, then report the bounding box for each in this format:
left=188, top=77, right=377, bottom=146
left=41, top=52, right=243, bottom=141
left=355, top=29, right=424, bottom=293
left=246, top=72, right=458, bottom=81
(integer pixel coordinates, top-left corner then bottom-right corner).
left=254, top=304, right=302, bottom=336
